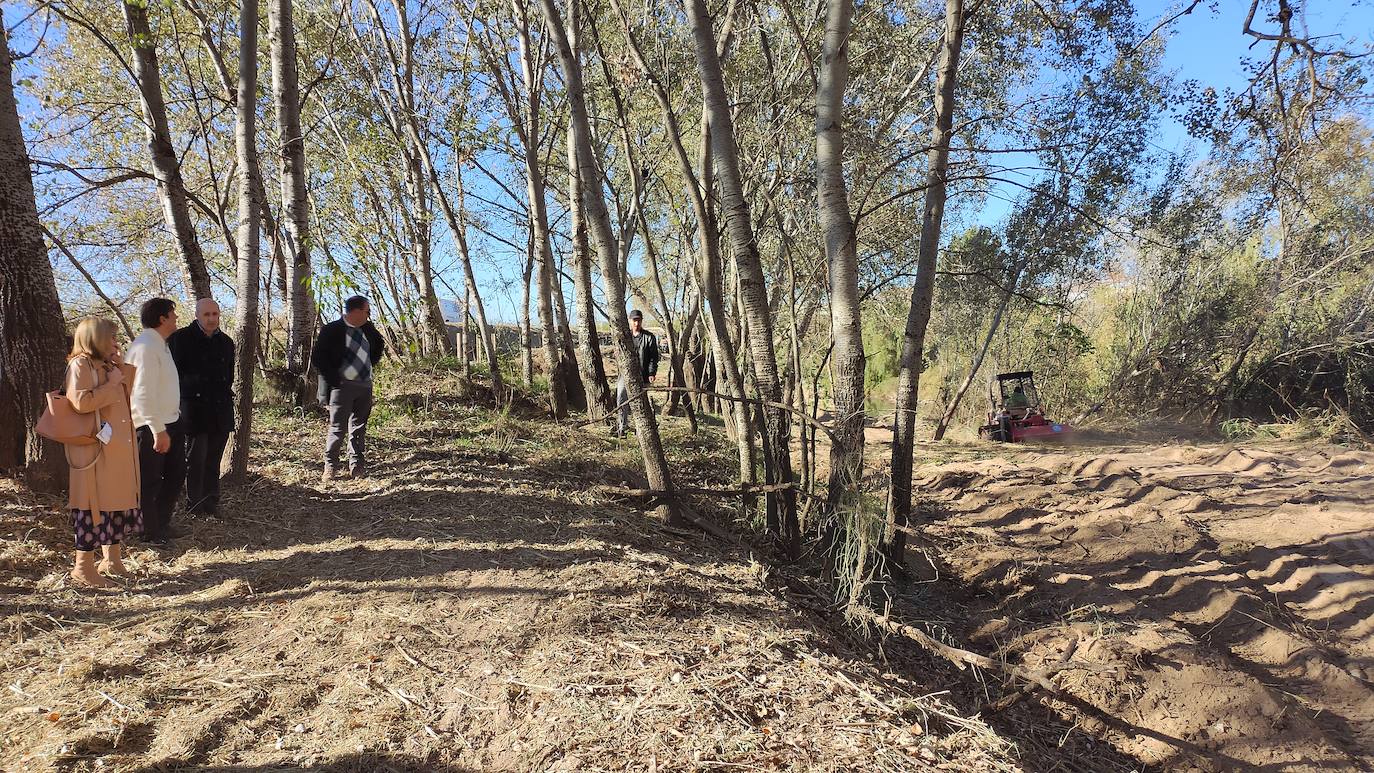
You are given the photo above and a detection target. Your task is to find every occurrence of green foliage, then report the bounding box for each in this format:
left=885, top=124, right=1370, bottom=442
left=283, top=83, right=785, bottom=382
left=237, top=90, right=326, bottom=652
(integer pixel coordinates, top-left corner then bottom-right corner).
left=861, top=306, right=904, bottom=408
left=14, top=0, right=1373, bottom=444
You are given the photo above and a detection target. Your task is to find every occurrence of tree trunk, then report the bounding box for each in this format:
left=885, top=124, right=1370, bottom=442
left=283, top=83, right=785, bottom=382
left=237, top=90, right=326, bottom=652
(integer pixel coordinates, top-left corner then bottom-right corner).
left=568, top=120, right=612, bottom=417
left=817, top=0, right=866, bottom=515
left=520, top=240, right=535, bottom=387
left=122, top=0, right=212, bottom=300
left=511, top=0, right=568, bottom=420
left=622, top=127, right=691, bottom=431
left=449, top=163, right=503, bottom=396
left=669, top=297, right=703, bottom=434
left=885, top=0, right=967, bottom=566
left=783, top=243, right=812, bottom=503
left=933, top=261, right=1025, bottom=440
left=405, top=152, right=446, bottom=357
left=685, top=0, right=798, bottom=555
left=552, top=265, right=585, bottom=411
left=227, top=0, right=262, bottom=481
left=0, top=375, right=18, bottom=474
left=696, top=116, right=756, bottom=493
left=1211, top=323, right=1263, bottom=422
left=539, top=0, right=680, bottom=526
left=409, top=116, right=502, bottom=391
left=269, top=0, right=314, bottom=402
left=0, top=16, right=67, bottom=491
left=611, top=1, right=753, bottom=483
left=683, top=316, right=707, bottom=412
left=562, top=0, right=608, bottom=417
left=460, top=287, right=472, bottom=380
left=387, top=0, right=447, bottom=358
left=354, top=0, right=444, bottom=358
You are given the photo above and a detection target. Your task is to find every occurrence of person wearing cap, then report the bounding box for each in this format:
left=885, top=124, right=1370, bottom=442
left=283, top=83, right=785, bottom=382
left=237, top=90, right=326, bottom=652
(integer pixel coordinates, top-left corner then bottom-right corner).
left=616, top=310, right=660, bottom=437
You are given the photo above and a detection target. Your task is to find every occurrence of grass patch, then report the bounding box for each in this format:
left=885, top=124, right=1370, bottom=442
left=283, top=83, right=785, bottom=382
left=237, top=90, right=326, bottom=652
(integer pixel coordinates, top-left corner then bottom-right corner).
left=1220, top=407, right=1370, bottom=446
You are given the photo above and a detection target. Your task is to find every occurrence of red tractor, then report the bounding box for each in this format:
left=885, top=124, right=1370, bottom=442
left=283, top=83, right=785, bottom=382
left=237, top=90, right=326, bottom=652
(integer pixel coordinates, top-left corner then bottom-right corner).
left=978, top=371, right=1073, bottom=442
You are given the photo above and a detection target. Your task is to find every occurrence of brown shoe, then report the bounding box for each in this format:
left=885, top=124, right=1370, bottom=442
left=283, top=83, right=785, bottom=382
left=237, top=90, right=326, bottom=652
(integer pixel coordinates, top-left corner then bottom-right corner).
left=71, top=552, right=111, bottom=589
left=321, top=467, right=335, bottom=485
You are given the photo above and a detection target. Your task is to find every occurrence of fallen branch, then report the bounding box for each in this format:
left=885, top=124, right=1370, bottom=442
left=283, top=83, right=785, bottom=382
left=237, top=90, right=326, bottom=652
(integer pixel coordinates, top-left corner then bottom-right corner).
left=95, top=690, right=130, bottom=712
left=977, top=635, right=1079, bottom=716
left=595, top=482, right=740, bottom=542
left=679, top=505, right=736, bottom=542
left=648, top=386, right=836, bottom=439
left=392, top=640, right=438, bottom=672
left=849, top=607, right=1109, bottom=718
left=593, top=482, right=797, bottom=498
left=573, top=386, right=836, bottom=440
left=850, top=607, right=1019, bottom=675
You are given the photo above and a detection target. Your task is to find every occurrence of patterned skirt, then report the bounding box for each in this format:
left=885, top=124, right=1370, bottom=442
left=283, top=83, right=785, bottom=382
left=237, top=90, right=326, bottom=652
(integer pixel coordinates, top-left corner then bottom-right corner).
left=71, top=508, right=143, bottom=552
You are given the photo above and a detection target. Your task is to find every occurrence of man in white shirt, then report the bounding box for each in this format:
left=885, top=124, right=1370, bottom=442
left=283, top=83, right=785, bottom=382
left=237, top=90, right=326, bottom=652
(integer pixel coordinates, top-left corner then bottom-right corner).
left=126, top=297, right=185, bottom=544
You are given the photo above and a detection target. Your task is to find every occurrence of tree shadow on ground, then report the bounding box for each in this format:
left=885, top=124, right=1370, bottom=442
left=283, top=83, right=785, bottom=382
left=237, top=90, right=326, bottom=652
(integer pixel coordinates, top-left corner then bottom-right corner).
left=3, top=423, right=788, bottom=658
left=131, top=752, right=481, bottom=772
left=17, top=416, right=1361, bottom=772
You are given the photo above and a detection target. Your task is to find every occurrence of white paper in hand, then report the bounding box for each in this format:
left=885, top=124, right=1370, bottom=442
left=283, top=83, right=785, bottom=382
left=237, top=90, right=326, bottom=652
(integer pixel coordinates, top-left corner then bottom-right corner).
left=97, top=421, right=114, bottom=445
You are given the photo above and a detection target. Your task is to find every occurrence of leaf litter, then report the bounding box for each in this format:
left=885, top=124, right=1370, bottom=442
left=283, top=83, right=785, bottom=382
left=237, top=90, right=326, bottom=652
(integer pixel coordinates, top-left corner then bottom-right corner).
left=1, top=377, right=1031, bottom=772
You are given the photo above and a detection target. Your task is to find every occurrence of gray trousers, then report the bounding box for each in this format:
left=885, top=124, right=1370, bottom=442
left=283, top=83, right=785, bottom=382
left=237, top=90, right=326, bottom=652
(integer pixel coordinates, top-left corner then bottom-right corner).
left=325, top=379, right=373, bottom=469
left=617, top=379, right=631, bottom=433
left=616, top=378, right=653, bottom=433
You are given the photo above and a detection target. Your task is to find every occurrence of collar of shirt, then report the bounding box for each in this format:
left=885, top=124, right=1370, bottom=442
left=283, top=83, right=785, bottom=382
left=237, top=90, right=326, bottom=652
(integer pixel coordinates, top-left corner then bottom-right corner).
left=136, top=328, right=168, bottom=350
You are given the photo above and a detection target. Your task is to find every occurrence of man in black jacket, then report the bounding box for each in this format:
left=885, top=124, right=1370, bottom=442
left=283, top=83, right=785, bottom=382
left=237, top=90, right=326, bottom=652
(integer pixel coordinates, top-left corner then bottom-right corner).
left=311, top=295, right=386, bottom=483
left=616, top=309, right=660, bottom=437
left=168, top=298, right=234, bottom=516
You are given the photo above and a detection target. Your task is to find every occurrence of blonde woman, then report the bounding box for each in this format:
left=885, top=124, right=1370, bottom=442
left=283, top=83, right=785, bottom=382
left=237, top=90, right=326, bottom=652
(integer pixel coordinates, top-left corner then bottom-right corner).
left=64, top=317, right=141, bottom=587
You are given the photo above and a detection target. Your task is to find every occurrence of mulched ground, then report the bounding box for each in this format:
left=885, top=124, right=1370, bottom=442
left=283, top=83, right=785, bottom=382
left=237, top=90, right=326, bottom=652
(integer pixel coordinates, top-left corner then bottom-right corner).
left=1, top=378, right=1068, bottom=772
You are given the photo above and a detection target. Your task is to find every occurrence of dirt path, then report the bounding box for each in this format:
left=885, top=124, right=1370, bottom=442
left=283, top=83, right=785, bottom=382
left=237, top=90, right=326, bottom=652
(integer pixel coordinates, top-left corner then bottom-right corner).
left=917, top=441, right=1374, bottom=771
left=8, top=388, right=1370, bottom=772
left=1, top=405, right=1030, bottom=773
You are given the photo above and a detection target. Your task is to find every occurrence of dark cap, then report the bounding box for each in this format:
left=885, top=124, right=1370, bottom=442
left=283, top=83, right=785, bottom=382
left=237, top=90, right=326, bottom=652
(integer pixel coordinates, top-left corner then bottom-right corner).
left=628, top=309, right=643, bottom=320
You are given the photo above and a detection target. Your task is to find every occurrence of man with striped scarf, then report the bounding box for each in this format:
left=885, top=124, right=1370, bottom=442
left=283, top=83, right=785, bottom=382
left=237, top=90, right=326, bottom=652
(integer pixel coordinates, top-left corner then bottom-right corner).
left=311, top=296, right=386, bottom=484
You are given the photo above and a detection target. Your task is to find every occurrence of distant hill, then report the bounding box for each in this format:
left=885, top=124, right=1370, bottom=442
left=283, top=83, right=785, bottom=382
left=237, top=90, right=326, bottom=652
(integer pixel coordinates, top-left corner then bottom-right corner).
left=439, top=298, right=463, bottom=324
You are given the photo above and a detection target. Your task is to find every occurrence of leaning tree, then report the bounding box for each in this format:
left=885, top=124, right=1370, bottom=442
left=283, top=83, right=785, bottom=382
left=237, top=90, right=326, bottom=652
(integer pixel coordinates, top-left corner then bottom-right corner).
left=0, top=11, right=68, bottom=491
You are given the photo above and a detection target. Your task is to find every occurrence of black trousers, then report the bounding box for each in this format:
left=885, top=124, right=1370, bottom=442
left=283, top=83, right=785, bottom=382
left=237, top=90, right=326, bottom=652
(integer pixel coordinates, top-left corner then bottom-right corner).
left=185, top=430, right=229, bottom=514
left=137, top=420, right=186, bottom=540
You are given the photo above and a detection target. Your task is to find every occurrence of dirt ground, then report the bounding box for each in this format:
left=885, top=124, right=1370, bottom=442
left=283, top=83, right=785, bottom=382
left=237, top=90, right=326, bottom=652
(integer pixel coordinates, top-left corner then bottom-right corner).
left=914, top=440, right=1374, bottom=771
left=3, top=386, right=1371, bottom=772
left=0, top=395, right=1038, bottom=773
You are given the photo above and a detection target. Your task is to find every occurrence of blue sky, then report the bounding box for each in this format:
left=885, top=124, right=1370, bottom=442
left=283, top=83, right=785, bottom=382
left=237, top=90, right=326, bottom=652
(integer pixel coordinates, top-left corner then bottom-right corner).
left=1152, top=0, right=1373, bottom=149
left=961, top=0, right=1374, bottom=234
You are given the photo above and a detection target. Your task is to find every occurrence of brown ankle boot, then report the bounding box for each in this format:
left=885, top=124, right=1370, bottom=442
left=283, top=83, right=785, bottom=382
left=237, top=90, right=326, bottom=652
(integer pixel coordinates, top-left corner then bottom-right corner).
left=71, top=551, right=110, bottom=588
left=98, top=545, right=130, bottom=577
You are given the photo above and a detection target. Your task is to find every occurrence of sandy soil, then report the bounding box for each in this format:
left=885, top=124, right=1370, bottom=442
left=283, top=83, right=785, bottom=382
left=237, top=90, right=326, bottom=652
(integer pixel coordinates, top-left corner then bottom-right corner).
left=916, top=441, right=1374, bottom=771
left=0, top=400, right=1033, bottom=773
left=5, top=382, right=1371, bottom=772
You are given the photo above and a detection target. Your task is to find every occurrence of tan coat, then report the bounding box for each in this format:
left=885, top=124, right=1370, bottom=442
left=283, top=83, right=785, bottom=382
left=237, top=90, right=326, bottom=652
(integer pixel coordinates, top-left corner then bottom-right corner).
left=65, top=356, right=140, bottom=517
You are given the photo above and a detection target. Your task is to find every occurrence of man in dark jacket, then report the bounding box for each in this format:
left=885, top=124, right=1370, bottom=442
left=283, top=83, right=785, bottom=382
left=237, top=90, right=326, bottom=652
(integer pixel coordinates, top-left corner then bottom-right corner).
left=168, top=298, right=234, bottom=516
left=311, top=295, right=386, bottom=483
left=616, top=309, right=660, bottom=437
